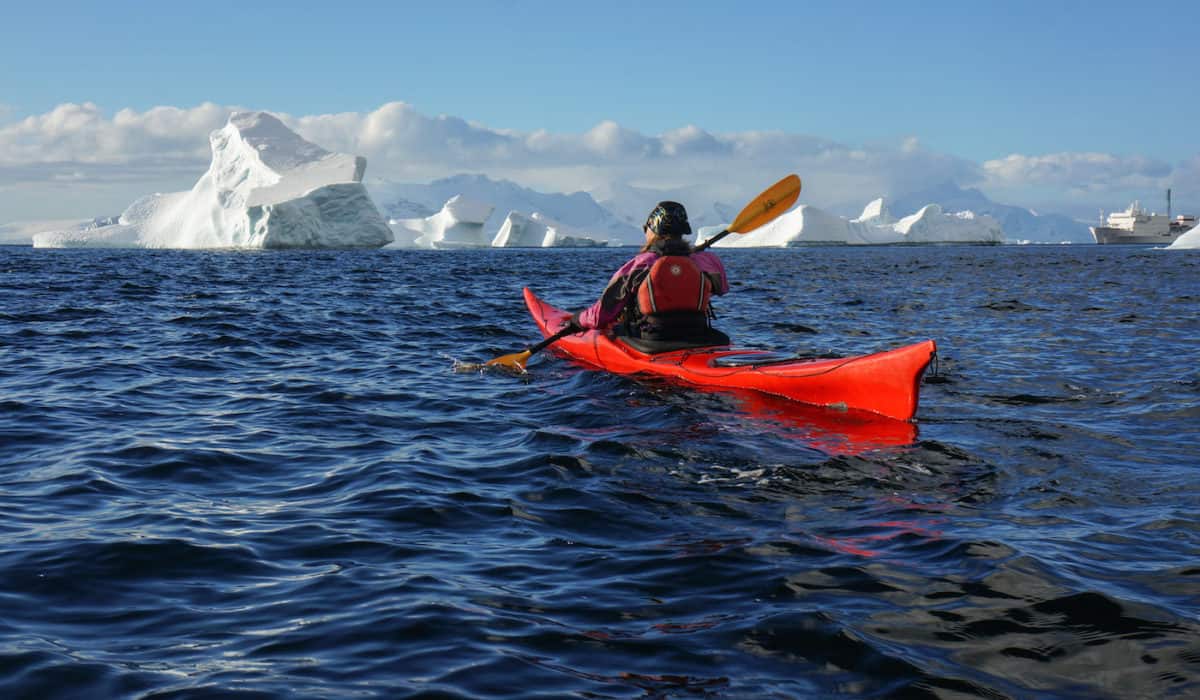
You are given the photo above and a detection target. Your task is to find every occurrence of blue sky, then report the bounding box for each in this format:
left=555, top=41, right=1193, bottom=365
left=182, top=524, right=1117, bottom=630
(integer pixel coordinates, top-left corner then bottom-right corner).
left=1, top=0, right=1197, bottom=222
left=5, top=0, right=1196, bottom=159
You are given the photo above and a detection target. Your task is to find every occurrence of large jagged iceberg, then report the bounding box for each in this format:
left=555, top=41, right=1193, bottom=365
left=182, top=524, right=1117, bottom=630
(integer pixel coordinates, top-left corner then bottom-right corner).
left=492, top=211, right=606, bottom=247
left=32, top=112, right=393, bottom=249
left=387, top=195, right=495, bottom=248
left=698, top=197, right=1002, bottom=246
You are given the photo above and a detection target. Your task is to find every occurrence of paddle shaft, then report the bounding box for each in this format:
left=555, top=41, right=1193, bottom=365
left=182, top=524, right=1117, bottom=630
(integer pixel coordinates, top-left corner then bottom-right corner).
left=528, top=324, right=575, bottom=356
left=694, top=229, right=729, bottom=253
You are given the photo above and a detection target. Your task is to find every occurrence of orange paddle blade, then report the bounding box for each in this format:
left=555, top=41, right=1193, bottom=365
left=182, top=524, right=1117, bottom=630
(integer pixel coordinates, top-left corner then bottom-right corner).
left=485, top=349, right=532, bottom=371
left=728, top=174, right=801, bottom=233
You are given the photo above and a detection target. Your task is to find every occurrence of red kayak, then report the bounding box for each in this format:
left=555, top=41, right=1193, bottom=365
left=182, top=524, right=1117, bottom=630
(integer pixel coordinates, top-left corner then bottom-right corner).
left=523, top=287, right=936, bottom=422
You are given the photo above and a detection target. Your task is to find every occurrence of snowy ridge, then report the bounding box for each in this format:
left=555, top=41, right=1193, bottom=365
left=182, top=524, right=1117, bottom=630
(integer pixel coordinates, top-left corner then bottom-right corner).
left=32, top=112, right=392, bottom=249
left=596, top=180, right=740, bottom=235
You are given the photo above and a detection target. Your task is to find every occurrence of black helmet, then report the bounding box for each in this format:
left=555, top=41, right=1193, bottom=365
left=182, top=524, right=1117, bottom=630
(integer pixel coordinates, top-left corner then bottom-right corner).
left=645, top=201, right=691, bottom=237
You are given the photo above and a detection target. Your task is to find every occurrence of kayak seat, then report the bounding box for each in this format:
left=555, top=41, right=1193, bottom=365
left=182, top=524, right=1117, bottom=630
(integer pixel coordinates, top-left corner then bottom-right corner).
left=617, top=329, right=730, bottom=355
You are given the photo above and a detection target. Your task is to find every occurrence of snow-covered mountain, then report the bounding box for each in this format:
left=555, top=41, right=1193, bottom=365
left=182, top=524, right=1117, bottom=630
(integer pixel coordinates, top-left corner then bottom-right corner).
left=594, top=180, right=741, bottom=234
left=891, top=182, right=1091, bottom=244
left=367, top=174, right=640, bottom=245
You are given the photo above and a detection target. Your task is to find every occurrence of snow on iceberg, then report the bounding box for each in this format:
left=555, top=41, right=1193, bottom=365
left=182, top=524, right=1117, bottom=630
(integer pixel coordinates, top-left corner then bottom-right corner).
left=891, top=182, right=1091, bottom=244
left=370, top=174, right=640, bottom=245
left=892, top=204, right=1002, bottom=243
left=387, top=195, right=494, bottom=248
left=697, top=202, right=867, bottom=246
left=697, top=197, right=1002, bottom=247
left=32, top=112, right=392, bottom=249
left=1166, top=223, right=1200, bottom=249
left=1, top=217, right=117, bottom=245
left=492, top=211, right=606, bottom=247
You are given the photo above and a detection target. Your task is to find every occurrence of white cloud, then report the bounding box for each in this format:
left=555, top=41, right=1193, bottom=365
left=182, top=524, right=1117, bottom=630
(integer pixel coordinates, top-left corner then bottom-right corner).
left=1, top=101, right=1196, bottom=223
left=0, top=102, right=229, bottom=168
left=980, top=151, right=1196, bottom=219
left=2, top=101, right=975, bottom=218
left=983, top=152, right=1170, bottom=191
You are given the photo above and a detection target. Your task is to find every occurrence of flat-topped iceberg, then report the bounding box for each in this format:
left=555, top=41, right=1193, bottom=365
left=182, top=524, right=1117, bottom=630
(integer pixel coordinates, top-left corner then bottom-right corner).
left=387, top=195, right=495, bottom=248
left=698, top=197, right=1002, bottom=246
left=32, top=112, right=392, bottom=249
left=492, top=211, right=606, bottom=247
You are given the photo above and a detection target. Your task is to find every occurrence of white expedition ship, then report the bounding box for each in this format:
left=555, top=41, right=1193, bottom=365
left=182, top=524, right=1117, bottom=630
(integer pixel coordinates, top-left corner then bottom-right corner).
left=1091, top=189, right=1196, bottom=244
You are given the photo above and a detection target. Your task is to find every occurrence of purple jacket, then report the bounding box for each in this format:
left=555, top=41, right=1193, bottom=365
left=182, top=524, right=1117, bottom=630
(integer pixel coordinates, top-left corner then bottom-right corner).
left=577, top=249, right=728, bottom=330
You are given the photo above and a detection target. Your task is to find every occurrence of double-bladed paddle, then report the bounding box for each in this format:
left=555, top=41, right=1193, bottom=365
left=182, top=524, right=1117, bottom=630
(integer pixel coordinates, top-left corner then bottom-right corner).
left=485, top=173, right=802, bottom=371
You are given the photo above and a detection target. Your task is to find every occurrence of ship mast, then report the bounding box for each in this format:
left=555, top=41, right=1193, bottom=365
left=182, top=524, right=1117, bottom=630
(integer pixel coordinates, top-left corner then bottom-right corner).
left=1168, top=188, right=1172, bottom=220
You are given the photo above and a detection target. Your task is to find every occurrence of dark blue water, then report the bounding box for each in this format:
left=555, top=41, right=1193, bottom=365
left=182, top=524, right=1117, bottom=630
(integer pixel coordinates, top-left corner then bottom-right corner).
left=2, top=244, right=1197, bottom=699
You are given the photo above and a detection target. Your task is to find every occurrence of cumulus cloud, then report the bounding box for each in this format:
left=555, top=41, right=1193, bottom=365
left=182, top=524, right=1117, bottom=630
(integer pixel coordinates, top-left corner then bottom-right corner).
left=979, top=151, right=1198, bottom=219
left=983, top=152, right=1171, bottom=192
left=3, top=101, right=987, bottom=219
left=2, top=100, right=1195, bottom=223
left=0, top=102, right=229, bottom=169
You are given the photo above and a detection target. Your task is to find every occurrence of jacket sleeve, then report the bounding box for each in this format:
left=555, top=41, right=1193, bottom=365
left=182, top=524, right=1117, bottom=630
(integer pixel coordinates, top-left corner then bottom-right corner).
left=694, top=251, right=729, bottom=295
left=577, top=255, right=651, bottom=329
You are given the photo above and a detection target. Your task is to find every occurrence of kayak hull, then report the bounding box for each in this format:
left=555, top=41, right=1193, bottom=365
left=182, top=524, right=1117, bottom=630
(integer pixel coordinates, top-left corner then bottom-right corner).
left=523, top=287, right=936, bottom=422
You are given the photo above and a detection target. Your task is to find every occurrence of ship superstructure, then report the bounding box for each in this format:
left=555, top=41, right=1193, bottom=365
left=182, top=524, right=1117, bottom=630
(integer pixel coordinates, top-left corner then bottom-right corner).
left=1091, top=190, right=1196, bottom=244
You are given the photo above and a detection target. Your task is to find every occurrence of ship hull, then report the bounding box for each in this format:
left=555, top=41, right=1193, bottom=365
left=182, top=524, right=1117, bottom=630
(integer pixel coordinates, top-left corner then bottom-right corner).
left=1090, top=226, right=1184, bottom=245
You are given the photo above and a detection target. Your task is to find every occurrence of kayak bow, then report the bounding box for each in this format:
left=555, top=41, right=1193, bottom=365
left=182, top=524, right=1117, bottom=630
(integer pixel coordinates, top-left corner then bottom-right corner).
left=523, top=288, right=936, bottom=422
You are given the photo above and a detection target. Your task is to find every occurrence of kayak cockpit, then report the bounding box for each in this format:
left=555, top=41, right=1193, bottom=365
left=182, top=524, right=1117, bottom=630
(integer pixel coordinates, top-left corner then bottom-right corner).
left=615, top=335, right=730, bottom=355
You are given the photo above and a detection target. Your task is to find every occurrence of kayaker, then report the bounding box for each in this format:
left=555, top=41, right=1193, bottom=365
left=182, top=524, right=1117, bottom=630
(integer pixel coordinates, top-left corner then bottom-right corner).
left=567, top=201, right=731, bottom=351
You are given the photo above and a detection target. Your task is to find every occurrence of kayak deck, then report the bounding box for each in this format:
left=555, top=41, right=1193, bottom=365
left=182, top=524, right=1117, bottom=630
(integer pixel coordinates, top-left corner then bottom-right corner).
left=522, top=288, right=936, bottom=422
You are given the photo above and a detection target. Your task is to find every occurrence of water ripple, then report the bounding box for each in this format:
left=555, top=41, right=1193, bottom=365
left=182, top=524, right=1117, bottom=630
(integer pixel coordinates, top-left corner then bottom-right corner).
left=0, top=245, right=1196, bottom=697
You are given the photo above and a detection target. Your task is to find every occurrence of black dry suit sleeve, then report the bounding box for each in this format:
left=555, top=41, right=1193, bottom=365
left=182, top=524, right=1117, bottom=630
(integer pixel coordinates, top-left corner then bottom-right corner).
left=591, top=268, right=645, bottom=328
left=705, top=271, right=726, bottom=296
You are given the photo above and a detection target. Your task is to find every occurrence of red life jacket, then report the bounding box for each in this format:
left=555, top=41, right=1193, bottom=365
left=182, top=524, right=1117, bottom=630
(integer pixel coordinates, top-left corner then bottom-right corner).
left=636, top=255, right=712, bottom=317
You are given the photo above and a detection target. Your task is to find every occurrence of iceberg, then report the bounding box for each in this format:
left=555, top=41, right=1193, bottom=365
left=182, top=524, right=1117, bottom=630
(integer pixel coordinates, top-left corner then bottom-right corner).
left=892, top=204, right=1003, bottom=244
left=32, top=112, right=392, bottom=249
left=492, top=211, right=606, bottom=247
left=697, top=197, right=1002, bottom=247
left=387, top=195, right=494, bottom=248
left=891, top=182, right=1092, bottom=244
left=370, top=174, right=640, bottom=245
left=1, top=217, right=116, bottom=245
left=1166, top=223, right=1200, bottom=249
